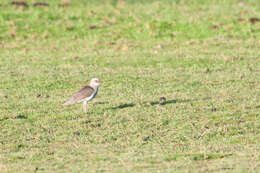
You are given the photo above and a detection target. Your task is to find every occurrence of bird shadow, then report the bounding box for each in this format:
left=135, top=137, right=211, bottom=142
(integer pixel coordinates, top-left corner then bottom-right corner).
left=110, top=103, right=135, bottom=110
left=149, top=99, right=177, bottom=105
left=147, top=98, right=193, bottom=106
left=109, top=98, right=194, bottom=110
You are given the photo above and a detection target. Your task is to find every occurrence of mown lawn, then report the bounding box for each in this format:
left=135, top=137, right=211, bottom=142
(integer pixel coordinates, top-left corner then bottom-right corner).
left=0, top=0, right=259, bottom=172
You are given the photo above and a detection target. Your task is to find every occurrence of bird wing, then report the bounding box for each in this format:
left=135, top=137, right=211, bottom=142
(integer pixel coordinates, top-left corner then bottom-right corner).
left=62, top=86, right=95, bottom=106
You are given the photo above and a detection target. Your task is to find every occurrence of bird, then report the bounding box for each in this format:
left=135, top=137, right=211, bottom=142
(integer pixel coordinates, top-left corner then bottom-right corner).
left=62, top=78, right=101, bottom=113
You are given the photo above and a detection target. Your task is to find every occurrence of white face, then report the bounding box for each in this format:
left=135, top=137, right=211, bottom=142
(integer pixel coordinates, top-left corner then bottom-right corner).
left=90, top=78, right=101, bottom=87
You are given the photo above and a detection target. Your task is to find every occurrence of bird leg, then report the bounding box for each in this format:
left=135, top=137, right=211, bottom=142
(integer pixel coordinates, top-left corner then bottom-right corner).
left=83, top=101, right=87, bottom=113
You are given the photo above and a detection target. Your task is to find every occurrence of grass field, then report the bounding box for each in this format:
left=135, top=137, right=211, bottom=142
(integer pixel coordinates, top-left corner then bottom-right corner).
left=0, top=0, right=259, bottom=172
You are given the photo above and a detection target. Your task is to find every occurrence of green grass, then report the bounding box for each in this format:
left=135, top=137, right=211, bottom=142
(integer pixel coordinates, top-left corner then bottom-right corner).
left=0, top=0, right=259, bottom=172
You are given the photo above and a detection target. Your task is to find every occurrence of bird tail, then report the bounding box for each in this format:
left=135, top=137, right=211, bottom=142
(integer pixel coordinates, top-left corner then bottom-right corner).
left=62, top=98, right=75, bottom=106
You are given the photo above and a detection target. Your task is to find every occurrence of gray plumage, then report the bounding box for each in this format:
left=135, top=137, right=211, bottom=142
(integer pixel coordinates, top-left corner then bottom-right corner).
left=62, top=86, right=96, bottom=106
left=62, top=78, right=101, bottom=113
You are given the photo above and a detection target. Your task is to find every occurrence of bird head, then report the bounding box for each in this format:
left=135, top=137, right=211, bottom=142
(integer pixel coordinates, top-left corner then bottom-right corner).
left=90, top=78, right=101, bottom=87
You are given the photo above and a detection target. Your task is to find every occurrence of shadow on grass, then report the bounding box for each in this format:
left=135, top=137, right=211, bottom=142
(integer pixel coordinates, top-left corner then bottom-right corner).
left=15, top=114, right=27, bottom=119
left=110, top=103, right=135, bottom=110
left=164, top=153, right=232, bottom=162
left=109, top=98, right=194, bottom=110
left=148, top=98, right=194, bottom=106
left=149, top=99, right=177, bottom=105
